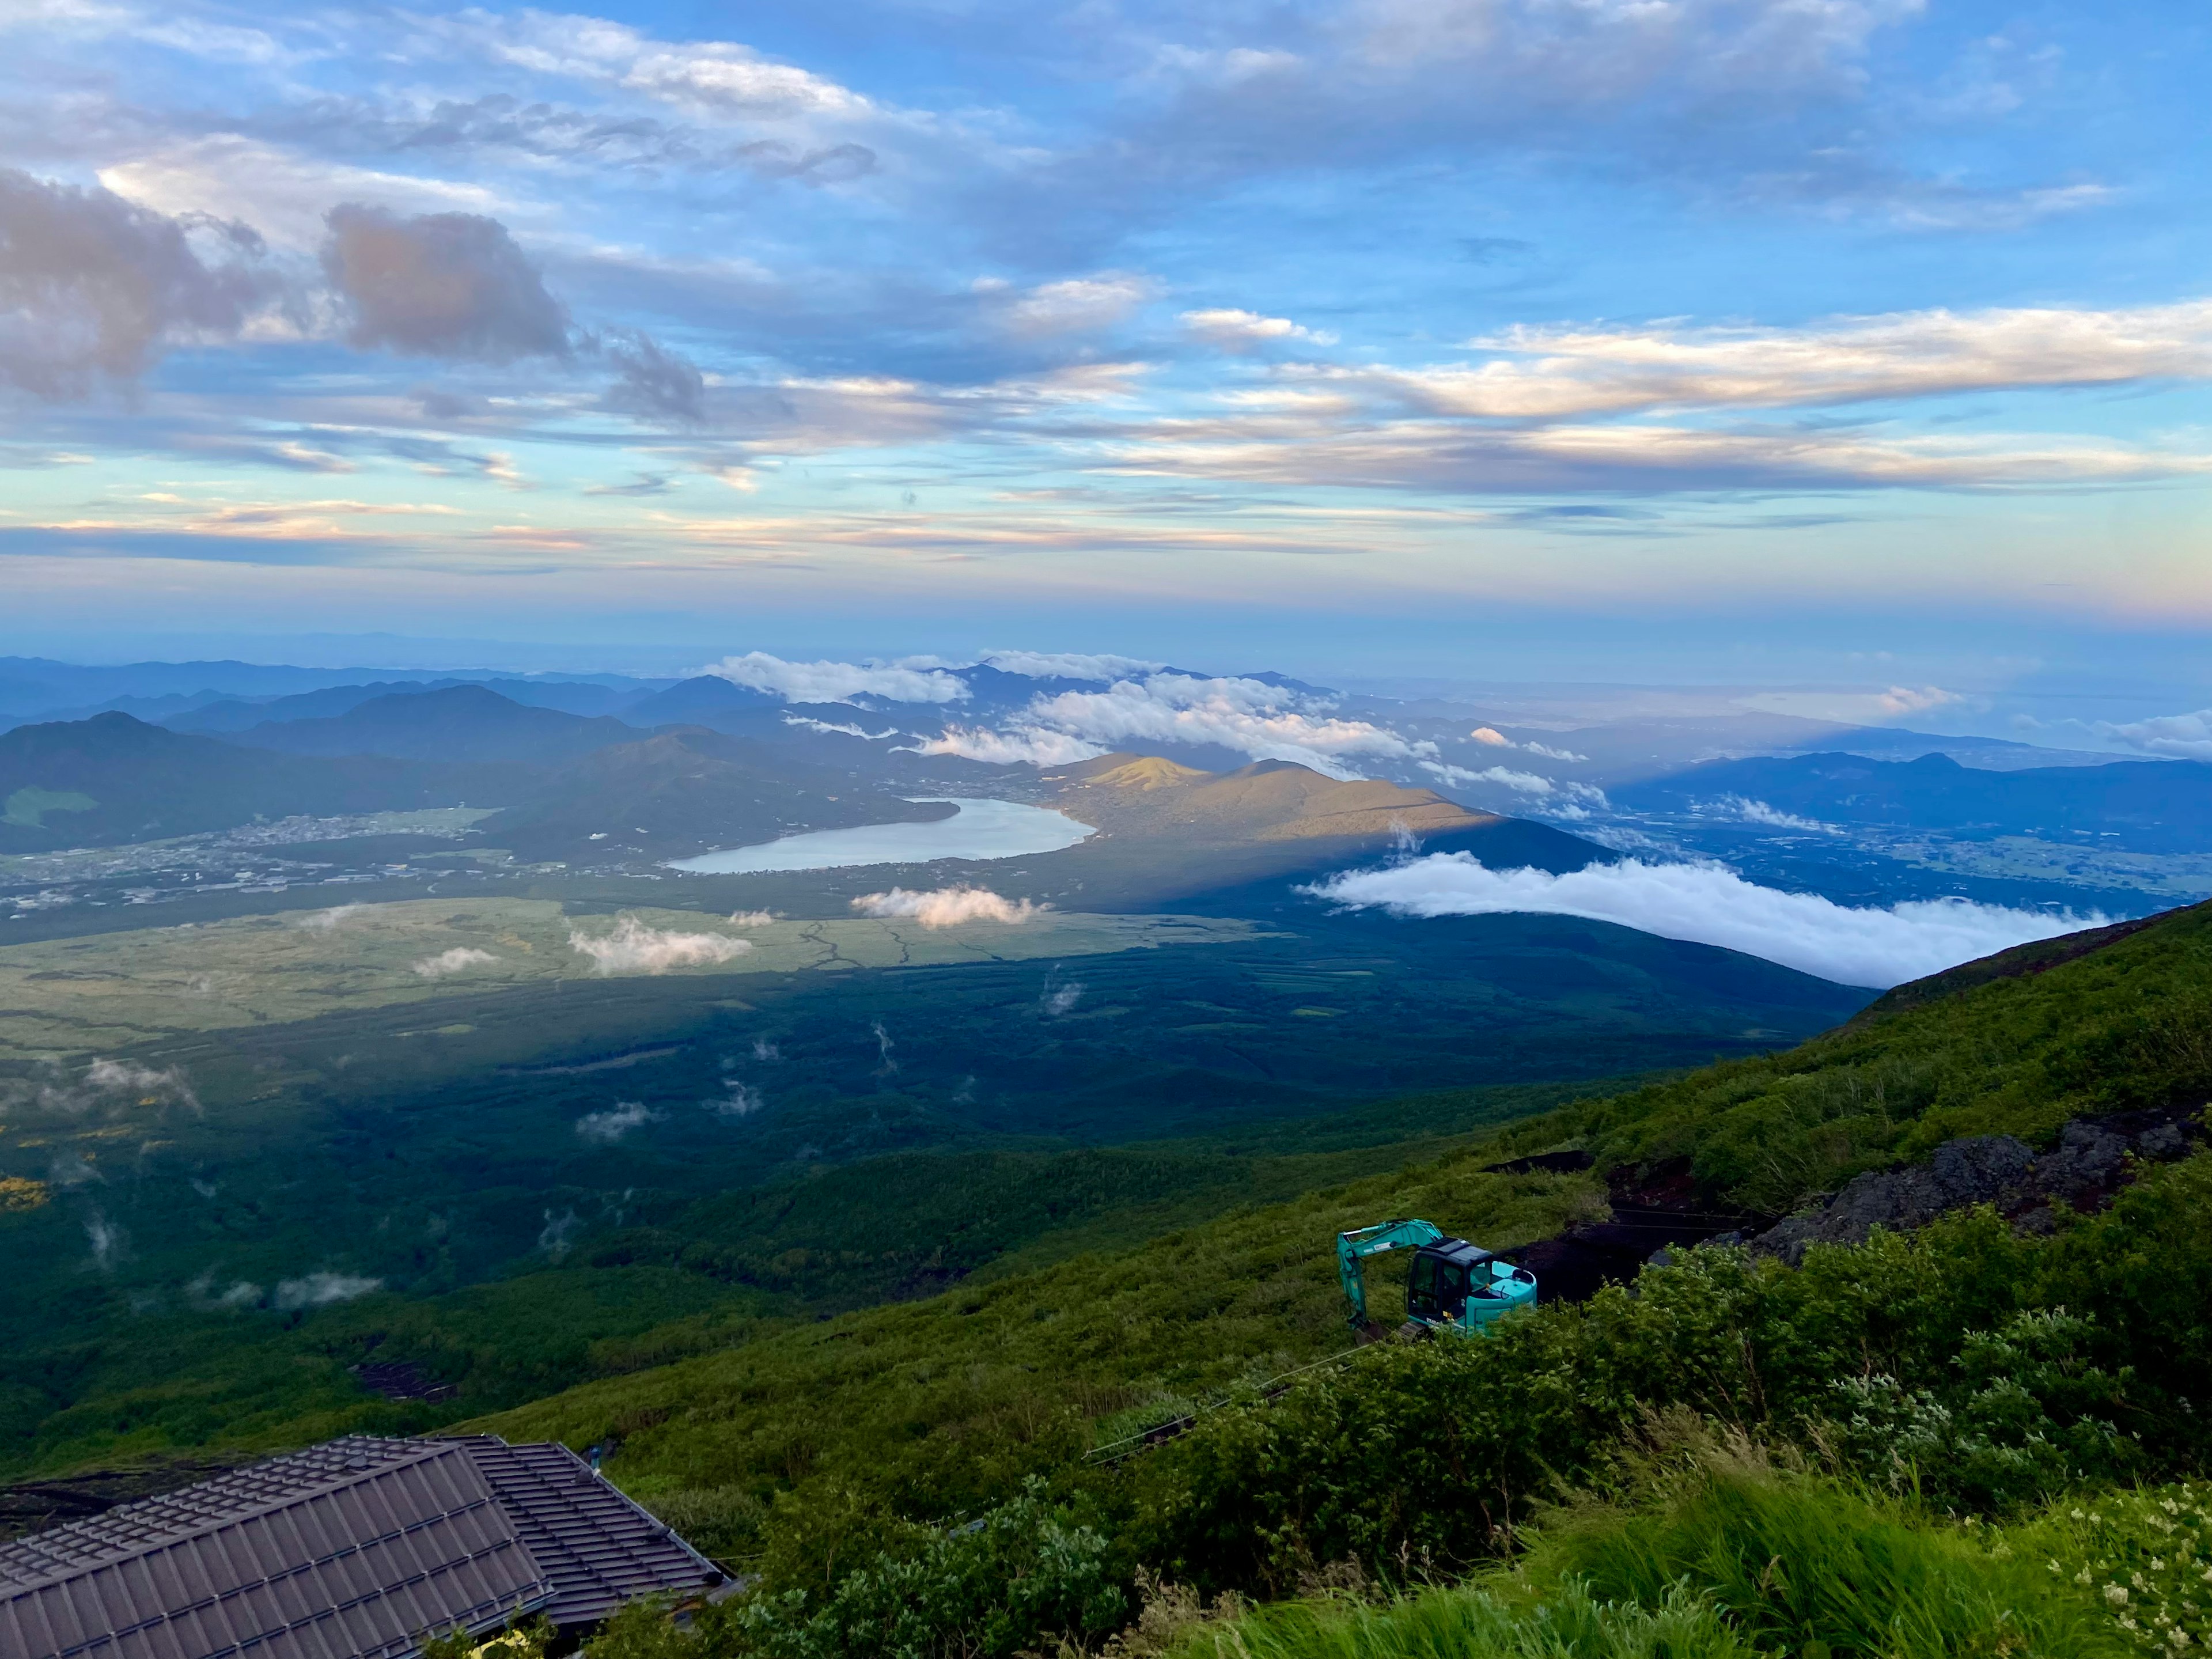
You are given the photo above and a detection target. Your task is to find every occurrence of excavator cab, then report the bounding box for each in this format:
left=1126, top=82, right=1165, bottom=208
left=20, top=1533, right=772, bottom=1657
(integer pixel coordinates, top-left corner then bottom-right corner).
left=1339, top=1219, right=1537, bottom=1337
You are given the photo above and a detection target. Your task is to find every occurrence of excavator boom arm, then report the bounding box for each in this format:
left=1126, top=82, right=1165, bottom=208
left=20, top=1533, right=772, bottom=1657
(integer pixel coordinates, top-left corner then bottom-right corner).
left=1335, top=1218, right=1445, bottom=1326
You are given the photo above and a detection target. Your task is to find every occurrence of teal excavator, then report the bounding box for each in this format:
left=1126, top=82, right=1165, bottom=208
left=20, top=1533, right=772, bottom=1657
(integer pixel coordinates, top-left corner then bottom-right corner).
left=1337, top=1219, right=1537, bottom=1338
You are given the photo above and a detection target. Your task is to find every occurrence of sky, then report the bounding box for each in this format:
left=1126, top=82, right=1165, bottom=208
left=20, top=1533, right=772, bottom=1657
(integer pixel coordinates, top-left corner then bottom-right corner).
left=1, top=0, right=2209, bottom=728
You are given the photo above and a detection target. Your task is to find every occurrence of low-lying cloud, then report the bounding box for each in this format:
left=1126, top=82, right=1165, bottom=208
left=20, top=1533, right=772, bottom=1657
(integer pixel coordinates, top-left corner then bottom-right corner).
left=2097, top=707, right=2212, bottom=762
left=413, top=945, right=497, bottom=979
left=569, top=914, right=752, bottom=974
left=1707, top=795, right=1838, bottom=833
left=704, top=1080, right=763, bottom=1118
left=575, top=1100, right=661, bottom=1143
left=1309, top=854, right=2097, bottom=988
left=979, top=650, right=1167, bottom=681
left=1421, top=761, right=1608, bottom=816
left=1469, top=726, right=1586, bottom=762
left=295, top=903, right=368, bottom=931
left=785, top=715, right=898, bottom=739
left=701, top=650, right=969, bottom=704
left=274, top=1271, right=382, bottom=1309
left=1018, top=673, right=1434, bottom=779
left=852, top=886, right=1042, bottom=926
left=910, top=725, right=1107, bottom=766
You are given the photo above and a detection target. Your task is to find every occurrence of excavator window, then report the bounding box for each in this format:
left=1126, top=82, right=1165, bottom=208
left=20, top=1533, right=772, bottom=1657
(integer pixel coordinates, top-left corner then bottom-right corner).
left=1408, top=1250, right=1468, bottom=1324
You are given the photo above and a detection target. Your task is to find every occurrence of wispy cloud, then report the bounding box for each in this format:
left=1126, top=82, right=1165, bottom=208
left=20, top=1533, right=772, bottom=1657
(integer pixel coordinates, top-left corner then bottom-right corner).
left=1310, top=854, right=2097, bottom=988
left=273, top=1271, right=381, bottom=1308
left=575, top=1100, right=661, bottom=1143
left=1019, top=673, right=1435, bottom=778
left=413, top=945, right=497, bottom=978
left=1705, top=795, right=1838, bottom=834
left=699, top=650, right=969, bottom=704
left=909, top=725, right=1106, bottom=765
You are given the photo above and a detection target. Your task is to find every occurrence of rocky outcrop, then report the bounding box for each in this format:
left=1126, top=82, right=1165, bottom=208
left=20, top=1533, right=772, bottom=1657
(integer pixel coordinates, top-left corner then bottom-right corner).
left=1748, top=1107, right=2204, bottom=1266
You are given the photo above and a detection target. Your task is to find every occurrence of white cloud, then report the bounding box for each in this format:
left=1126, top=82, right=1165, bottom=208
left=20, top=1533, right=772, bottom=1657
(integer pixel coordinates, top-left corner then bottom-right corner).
left=980, top=649, right=1168, bottom=681
left=1022, top=673, right=1433, bottom=779
left=909, top=725, right=1108, bottom=766
left=81, top=1059, right=199, bottom=1112
left=704, top=1080, right=763, bottom=1118
left=413, top=945, right=498, bottom=979
left=273, top=1271, right=381, bottom=1309
left=1465, top=727, right=1588, bottom=762
left=1708, top=794, right=1837, bottom=833
left=2096, top=709, right=2212, bottom=761
left=569, top=914, right=753, bottom=973
left=1105, top=414, right=2212, bottom=494
left=85, top=1213, right=125, bottom=1270
left=295, top=903, right=368, bottom=931
left=783, top=715, right=897, bottom=738
left=1309, top=854, right=2099, bottom=988
left=1180, top=308, right=1336, bottom=351
left=700, top=650, right=969, bottom=704
left=101, top=136, right=510, bottom=252
left=1421, top=760, right=1608, bottom=809
left=852, top=885, right=1041, bottom=925
left=576, top=1100, right=661, bottom=1143
left=1308, top=298, right=2212, bottom=419
left=997, top=273, right=1154, bottom=337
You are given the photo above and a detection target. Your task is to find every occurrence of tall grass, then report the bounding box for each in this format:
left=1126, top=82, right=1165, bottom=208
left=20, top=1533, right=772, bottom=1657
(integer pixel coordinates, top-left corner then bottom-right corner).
left=1538, top=1459, right=2126, bottom=1657
left=1169, top=1578, right=1752, bottom=1659
left=1167, top=1433, right=2134, bottom=1659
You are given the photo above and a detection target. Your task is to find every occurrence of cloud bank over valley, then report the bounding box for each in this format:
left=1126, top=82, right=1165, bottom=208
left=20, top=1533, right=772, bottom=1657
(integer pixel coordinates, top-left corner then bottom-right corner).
left=1310, top=855, right=2098, bottom=988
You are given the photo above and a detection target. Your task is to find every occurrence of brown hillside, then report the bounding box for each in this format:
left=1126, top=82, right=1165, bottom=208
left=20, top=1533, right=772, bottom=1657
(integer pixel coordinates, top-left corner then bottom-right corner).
left=1041, top=753, right=1499, bottom=842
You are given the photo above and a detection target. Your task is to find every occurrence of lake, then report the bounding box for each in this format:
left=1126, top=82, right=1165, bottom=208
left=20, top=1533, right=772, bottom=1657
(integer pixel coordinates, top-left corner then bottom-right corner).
left=667, top=798, right=1096, bottom=874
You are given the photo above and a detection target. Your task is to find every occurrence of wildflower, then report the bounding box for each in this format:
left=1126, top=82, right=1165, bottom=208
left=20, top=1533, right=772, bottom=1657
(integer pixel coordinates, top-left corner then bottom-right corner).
left=2109, top=1585, right=2133, bottom=1605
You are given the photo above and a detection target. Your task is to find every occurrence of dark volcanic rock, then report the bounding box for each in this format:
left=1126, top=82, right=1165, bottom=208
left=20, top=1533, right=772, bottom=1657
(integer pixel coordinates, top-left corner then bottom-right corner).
left=1749, top=1107, right=2204, bottom=1264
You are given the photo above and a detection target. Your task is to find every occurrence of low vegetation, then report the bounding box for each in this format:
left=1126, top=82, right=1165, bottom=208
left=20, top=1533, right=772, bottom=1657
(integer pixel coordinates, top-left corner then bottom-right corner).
left=452, top=899, right=2212, bottom=1657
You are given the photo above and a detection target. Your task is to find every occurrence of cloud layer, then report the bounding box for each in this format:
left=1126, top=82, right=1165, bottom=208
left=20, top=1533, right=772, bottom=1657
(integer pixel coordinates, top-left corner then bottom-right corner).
left=1310, top=854, right=2097, bottom=988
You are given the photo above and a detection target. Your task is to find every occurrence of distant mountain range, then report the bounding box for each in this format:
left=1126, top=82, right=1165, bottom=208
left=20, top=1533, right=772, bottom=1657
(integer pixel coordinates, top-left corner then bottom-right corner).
left=482, top=729, right=958, bottom=862
left=0, top=713, right=516, bottom=854
left=1619, top=751, right=2212, bottom=853
left=219, top=685, right=649, bottom=766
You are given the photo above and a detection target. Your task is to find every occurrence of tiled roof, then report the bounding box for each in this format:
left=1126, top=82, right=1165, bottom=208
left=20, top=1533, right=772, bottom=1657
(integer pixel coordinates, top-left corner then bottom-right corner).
left=0, top=1436, right=719, bottom=1659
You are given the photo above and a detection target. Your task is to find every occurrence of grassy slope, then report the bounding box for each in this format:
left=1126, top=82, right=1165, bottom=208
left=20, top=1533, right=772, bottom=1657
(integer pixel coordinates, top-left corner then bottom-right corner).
left=473, top=900, right=2212, bottom=1561
left=0, top=1080, right=1604, bottom=1479
left=1484, top=895, right=2212, bottom=1211
left=0, top=884, right=1863, bottom=1474
left=480, top=1147, right=1608, bottom=1556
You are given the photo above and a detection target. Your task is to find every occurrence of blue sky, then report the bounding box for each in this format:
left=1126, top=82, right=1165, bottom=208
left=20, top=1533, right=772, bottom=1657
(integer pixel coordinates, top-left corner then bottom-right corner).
left=1, top=0, right=2207, bottom=726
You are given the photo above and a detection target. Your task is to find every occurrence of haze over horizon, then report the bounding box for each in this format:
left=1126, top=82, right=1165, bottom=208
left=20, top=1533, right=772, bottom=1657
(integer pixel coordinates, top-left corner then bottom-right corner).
left=0, top=0, right=2208, bottom=739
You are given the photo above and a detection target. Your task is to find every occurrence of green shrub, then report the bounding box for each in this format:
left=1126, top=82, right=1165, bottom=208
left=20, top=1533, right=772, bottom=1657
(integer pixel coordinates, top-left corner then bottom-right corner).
left=2014, top=1483, right=2212, bottom=1656
left=588, top=1479, right=1126, bottom=1659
